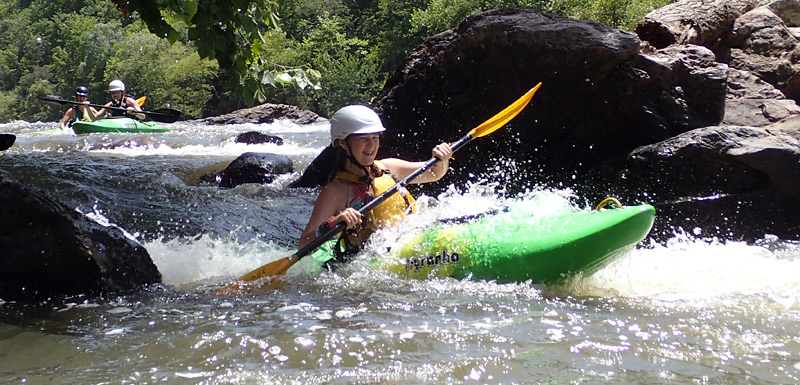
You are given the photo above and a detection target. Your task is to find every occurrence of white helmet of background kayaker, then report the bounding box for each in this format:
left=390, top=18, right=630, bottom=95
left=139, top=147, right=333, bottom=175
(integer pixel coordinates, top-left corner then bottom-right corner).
left=329, top=105, right=385, bottom=145
left=74, top=86, right=89, bottom=97
left=109, top=79, right=126, bottom=93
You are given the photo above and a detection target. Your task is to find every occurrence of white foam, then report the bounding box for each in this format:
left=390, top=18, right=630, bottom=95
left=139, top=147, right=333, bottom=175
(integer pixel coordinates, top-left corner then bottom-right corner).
left=579, top=233, right=800, bottom=307
left=143, top=234, right=293, bottom=286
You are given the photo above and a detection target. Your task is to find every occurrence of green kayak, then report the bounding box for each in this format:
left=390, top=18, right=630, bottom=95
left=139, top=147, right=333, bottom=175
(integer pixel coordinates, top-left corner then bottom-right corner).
left=344, top=202, right=655, bottom=284
left=71, top=117, right=171, bottom=134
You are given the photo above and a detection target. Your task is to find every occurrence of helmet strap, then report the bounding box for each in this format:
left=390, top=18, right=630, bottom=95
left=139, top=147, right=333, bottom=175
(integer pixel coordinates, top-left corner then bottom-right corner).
left=342, top=137, right=373, bottom=183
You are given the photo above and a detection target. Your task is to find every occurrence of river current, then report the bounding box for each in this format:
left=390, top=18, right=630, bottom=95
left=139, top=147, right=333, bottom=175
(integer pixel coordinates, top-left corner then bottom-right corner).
left=1, top=119, right=799, bottom=384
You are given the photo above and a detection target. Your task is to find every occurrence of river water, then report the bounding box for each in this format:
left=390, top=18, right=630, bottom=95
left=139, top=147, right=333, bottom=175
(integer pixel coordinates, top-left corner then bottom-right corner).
left=1, top=119, right=799, bottom=384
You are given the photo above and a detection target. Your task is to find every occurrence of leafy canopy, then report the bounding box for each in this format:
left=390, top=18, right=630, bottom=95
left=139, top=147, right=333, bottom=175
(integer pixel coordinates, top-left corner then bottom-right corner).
left=110, top=0, right=320, bottom=105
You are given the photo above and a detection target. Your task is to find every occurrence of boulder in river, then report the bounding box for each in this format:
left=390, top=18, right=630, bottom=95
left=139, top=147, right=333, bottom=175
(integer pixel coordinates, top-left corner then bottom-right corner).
left=217, top=152, right=294, bottom=188
left=0, top=171, right=161, bottom=297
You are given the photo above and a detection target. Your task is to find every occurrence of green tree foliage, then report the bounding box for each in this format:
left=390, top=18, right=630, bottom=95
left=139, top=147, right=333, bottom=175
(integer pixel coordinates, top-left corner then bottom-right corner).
left=110, top=0, right=321, bottom=105
left=0, top=0, right=218, bottom=121
left=295, top=13, right=384, bottom=115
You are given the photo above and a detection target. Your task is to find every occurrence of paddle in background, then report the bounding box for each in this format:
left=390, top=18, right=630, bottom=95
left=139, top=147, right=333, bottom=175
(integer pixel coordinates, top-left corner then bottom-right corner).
left=37, top=95, right=181, bottom=123
left=0, top=133, right=14, bottom=151
left=217, top=82, right=543, bottom=294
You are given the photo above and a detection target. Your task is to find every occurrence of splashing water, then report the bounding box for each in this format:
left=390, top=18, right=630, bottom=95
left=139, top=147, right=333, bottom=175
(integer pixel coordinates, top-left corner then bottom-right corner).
left=3, top=119, right=800, bottom=385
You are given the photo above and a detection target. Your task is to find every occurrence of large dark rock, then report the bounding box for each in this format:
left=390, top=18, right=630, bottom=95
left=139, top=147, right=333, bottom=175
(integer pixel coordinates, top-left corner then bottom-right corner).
left=374, top=8, right=727, bottom=193
left=0, top=171, right=161, bottom=297
left=217, top=152, right=294, bottom=188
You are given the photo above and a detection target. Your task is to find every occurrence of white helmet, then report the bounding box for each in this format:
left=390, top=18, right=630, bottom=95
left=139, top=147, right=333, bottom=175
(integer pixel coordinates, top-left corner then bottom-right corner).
left=109, top=79, right=126, bottom=92
left=329, top=105, right=385, bottom=144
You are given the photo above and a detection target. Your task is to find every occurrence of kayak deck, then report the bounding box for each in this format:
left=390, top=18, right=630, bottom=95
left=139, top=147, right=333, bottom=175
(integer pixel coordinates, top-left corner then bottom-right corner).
left=373, top=204, right=655, bottom=283
left=71, top=117, right=171, bottom=134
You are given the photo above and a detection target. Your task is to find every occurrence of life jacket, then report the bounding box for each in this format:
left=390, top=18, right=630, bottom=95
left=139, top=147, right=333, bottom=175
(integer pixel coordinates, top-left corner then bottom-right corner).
left=68, top=106, right=93, bottom=126
left=109, top=97, right=129, bottom=117
left=330, top=160, right=416, bottom=262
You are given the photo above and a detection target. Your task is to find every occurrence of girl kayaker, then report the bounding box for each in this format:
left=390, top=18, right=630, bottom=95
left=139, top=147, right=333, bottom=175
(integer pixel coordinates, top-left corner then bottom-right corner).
left=59, top=86, right=99, bottom=130
left=298, top=105, right=452, bottom=265
left=95, top=79, right=145, bottom=120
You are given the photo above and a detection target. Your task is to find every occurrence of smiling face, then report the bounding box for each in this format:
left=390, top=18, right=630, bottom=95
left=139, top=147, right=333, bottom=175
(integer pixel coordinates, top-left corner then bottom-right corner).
left=109, top=90, right=124, bottom=101
left=340, top=134, right=380, bottom=168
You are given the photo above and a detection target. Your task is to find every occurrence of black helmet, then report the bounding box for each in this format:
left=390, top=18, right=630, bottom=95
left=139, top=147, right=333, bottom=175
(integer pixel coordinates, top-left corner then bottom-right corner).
left=75, top=86, right=89, bottom=97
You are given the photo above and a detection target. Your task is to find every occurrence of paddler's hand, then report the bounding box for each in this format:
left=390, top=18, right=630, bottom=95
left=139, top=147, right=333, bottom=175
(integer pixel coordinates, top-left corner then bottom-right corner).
left=428, top=142, right=452, bottom=180
left=432, top=142, right=453, bottom=161
left=126, top=107, right=145, bottom=120
left=334, top=208, right=362, bottom=229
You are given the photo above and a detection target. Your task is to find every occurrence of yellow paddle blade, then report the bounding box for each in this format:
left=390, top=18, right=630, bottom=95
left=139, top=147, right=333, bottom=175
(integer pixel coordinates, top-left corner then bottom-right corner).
left=468, top=82, right=541, bottom=138
left=135, top=96, right=146, bottom=106
left=239, top=255, right=295, bottom=280
left=215, top=255, right=296, bottom=295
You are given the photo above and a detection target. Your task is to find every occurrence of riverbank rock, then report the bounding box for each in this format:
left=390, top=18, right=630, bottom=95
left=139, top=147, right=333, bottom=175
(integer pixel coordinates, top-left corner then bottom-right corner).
left=723, top=68, right=800, bottom=126
left=0, top=171, right=161, bottom=298
left=196, top=103, right=322, bottom=125
left=215, top=152, right=294, bottom=188
left=590, top=117, right=800, bottom=241
left=637, top=0, right=800, bottom=124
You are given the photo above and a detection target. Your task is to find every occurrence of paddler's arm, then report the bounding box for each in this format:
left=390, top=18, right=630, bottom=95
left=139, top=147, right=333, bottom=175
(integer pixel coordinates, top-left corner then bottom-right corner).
left=59, top=108, right=75, bottom=130
left=87, top=106, right=101, bottom=121
left=93, top=102, right=112, bottom=119
left=381, top=142, right=452, bottom=183
left=79, top=102, right=101, bottom=122
left=298, top=182, right=361, bottom=250
left=125, top=97, right=146, bottom=120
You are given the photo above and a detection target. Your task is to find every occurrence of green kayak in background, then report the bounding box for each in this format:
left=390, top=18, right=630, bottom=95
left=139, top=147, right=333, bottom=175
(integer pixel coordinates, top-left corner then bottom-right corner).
left=71, top=117, right=172, bottom=134
left=365, top=201, right=655, bottom=284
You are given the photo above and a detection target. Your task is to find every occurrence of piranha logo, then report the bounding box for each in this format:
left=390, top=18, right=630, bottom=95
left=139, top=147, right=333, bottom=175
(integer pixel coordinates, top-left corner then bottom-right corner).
left=405, top=250, right=461, bottom=273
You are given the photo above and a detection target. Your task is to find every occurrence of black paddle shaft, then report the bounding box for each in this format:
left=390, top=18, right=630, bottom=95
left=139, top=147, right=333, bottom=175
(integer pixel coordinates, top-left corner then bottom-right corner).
left=294, top=132, right=474, bottom=260
left=37, top=95, right=181, bottom=123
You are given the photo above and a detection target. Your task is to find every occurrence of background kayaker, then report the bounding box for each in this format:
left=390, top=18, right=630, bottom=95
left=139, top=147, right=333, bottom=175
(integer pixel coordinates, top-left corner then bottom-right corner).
left=298, top=104, right=452, bottom=265
left=59, top=86, right=98, bottom=130
left=95, top=79, right=145, bottom=120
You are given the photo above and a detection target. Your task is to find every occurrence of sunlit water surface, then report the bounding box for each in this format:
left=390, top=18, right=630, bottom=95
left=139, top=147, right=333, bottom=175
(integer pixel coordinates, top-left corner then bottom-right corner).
left=1, top=120, right=799, bottom=384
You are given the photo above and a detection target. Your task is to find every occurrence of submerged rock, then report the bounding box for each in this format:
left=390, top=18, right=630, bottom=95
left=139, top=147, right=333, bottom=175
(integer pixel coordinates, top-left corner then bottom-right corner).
left=234, top=131, right=284, bottom=145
